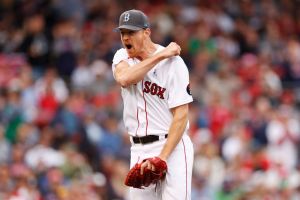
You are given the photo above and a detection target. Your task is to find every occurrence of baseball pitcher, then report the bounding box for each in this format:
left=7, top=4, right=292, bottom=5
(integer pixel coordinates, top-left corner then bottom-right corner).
left=112, top=9, right=194, bottom=200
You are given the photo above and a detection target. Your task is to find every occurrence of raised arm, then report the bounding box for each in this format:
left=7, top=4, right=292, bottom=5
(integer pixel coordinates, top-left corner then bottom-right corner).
left=114, top=42, right=181, bottom=87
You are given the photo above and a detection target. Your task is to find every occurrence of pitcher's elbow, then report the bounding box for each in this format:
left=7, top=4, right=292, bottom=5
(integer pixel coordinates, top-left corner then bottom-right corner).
left=118, top=77, right=131, bottom=87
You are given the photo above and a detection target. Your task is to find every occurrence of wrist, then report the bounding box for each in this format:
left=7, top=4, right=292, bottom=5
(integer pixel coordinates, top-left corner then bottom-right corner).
left=156, top=51, right=168, bottom=60
left=158, top=154, right=168, bottom=162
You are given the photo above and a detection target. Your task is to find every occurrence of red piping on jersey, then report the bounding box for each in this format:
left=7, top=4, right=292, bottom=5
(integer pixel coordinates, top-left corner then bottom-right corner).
left=182, top=139, right=188, bottom=200
left=135, top=107, right=139, bottom=136
left=141, top=79, right=148, bottom=136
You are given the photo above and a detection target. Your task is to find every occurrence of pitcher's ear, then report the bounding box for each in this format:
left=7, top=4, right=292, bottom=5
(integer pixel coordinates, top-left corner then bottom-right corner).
left=144, top=28, right=151, bottom=36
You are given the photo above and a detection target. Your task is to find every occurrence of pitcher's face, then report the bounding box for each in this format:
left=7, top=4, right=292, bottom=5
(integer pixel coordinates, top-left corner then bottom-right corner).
left=120, top=29, right=147, bottom=58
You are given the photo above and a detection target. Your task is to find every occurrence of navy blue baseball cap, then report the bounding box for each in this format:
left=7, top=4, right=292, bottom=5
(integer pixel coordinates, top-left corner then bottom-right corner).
left=116, top=9, right=150, bottom=31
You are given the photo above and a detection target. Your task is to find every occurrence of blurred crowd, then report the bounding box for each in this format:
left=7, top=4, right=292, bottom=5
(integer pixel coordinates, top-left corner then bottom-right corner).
left=0, top=0, right=300, bottom=199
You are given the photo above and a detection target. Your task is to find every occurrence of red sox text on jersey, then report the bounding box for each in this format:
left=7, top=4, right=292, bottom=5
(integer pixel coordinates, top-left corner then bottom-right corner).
left=143, top=81, right=166, bottom=99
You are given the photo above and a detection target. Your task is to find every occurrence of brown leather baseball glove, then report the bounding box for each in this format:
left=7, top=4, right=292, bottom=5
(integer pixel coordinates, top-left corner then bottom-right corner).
left=124, top=157, right=168, bottom=189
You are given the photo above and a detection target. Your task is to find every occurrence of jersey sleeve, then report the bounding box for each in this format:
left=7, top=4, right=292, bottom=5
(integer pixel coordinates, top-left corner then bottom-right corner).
left=167, top=56, right=193, bottom=108
left=112, top=48, right=128, bottom=78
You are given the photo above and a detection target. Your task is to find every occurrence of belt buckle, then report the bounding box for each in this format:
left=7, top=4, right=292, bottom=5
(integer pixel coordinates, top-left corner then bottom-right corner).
left=138, top=136, right=143, bottom=144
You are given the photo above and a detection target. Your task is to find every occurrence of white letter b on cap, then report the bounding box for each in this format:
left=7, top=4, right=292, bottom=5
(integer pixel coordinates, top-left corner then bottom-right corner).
left=124, top=13, right=130, bottom=22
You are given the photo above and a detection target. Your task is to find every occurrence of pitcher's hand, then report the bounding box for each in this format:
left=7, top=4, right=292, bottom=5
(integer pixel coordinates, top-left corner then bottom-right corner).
left=160, top=42, right=181, bottom=58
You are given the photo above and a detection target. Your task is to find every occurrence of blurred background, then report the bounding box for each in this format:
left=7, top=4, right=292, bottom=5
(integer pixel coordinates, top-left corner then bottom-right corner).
left=0, top=0, right=300, bottom=199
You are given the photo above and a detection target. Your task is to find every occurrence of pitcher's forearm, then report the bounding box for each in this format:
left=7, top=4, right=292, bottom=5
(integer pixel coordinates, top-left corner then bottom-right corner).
left=159, top=105, right=188, bottom=161
left=115, top=52, right=167, bottom=87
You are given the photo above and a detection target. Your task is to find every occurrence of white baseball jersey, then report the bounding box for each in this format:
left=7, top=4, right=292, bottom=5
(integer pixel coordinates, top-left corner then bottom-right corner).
left=112, top=45, right=193, bottom=137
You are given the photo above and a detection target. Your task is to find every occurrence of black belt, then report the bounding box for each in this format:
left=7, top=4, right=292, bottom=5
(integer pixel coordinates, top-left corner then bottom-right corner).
left=131, top=134, right=168, bottom=144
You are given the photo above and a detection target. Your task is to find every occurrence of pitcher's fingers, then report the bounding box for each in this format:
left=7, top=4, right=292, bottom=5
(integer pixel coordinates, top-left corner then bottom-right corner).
left=140, top=160, right=150, bottom=175
left=151, top=164, right=156, bottom=171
